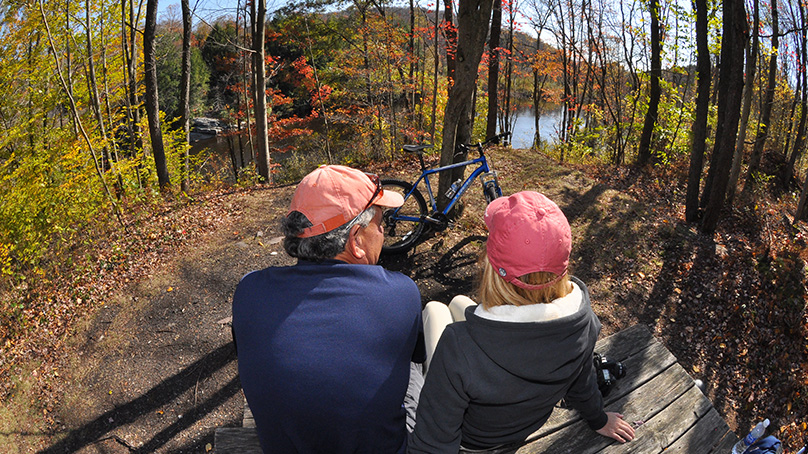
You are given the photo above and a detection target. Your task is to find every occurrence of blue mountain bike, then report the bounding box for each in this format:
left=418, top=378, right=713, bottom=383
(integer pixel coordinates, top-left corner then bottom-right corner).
left=381, top=132, right=509, bottom=254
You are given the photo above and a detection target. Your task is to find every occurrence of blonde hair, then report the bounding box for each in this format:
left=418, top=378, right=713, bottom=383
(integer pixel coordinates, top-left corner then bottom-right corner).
left=476, top=245, right=572, bottom=309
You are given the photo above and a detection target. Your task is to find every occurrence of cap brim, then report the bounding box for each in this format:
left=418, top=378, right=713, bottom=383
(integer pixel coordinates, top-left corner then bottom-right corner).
left=375, top=190, right=404, bottom=208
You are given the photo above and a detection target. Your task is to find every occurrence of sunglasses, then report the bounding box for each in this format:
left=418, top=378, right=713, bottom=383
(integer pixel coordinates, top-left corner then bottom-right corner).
left=360, top=173, right=383, bottom=213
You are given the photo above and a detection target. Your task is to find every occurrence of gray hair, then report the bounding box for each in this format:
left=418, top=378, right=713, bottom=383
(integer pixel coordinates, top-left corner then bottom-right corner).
left=282, top=206, right=378, bottom=261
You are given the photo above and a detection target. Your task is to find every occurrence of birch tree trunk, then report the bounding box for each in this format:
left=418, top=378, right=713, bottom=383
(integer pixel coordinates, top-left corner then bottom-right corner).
left=251, top=0, right=271, bottom=182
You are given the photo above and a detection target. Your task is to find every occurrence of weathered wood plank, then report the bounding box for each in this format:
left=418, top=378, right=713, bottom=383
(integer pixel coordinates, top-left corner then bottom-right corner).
left=517, top=358, right=698, bottom=454
left=517, top=326, right=737, bottom=454
left=593, top=324, right=656, bottom=361
left=524, top=326, right=679, bottom=439
left=601, top=337, right=679, bottom=405
left=664, top=407, right=735, bottom=453
left=243, top=398, right=255, bottom=428
left=709, top=427, right=741, bottom=453
left=599, top=385, right=713, bottom=454
left=214, top=427, right=262, bottom=453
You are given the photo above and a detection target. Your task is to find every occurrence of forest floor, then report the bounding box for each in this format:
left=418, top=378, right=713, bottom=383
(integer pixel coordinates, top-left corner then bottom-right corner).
left=0, top=148, right=806, bottom=453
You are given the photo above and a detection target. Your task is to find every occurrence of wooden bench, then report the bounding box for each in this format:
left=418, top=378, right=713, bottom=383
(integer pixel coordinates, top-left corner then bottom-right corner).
left=214, top=324, right=738, bottom=453
left=214, top=401, right=261, bottom=453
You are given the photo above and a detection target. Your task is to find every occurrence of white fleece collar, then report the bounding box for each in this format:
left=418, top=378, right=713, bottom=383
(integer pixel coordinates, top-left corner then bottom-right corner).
left=474, top=282, right=583, bottom=323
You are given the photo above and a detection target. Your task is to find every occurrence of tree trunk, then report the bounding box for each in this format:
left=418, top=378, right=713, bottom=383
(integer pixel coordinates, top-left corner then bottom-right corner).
left=797, top=172, right=808, bottom=220
left=144, top=0, right=171, bottom=191
left=251, top=0, right=271, bottom=182
left=700, top=0, right=748, bottom=233
left=726, top=0, right=759, bottom=206
left=85, top=0, right=108, bottom=148
left=409, top=0, right=416, bottom=114
left=239, top=4, right=255, bottom=165
left=178, top=0, right=192, bottom=192
left=532, top=31, right=549, bottom=148
left=65, top=3, right=79, bottom=137
left=637, top=0, right=660, bottom=165
left=744, top=0, right=778, bottom=190
left=555, top=0, right=571, bottom=147
left=486, top=0, right=502, bottom=139
left=685, top=0, right=711, bottom=222
left=125, top=0, right=144, bottom=159
left=438, top=0, right=495, bottom=210
left=430, top=3, right=440, bottom=140
left=784, top=3, right=808, bottom=190
left=503, top=5, right=514, bottom=135
left=444, top=0, right=457, bottom=92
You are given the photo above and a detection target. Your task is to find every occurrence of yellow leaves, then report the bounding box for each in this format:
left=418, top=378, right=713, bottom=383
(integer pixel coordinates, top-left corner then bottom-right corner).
left=0, top=242, right=11, bottom=276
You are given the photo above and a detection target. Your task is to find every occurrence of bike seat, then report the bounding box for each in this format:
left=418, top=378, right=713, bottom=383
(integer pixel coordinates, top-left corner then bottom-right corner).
left=402, top=144, right=433, bottom=154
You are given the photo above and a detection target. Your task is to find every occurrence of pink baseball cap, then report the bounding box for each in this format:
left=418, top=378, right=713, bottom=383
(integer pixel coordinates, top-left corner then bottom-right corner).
left=484, top=191, right=571, bottom=290
left=288, top=165, right=403, bottom=238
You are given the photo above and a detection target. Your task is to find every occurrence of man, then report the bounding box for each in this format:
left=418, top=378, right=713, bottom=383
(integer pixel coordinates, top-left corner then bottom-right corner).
left=232, top=165, right=425, bottom=453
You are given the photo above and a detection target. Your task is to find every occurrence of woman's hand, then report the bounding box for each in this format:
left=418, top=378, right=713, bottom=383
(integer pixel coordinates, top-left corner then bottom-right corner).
left=596, top=412, right=635, bottom=443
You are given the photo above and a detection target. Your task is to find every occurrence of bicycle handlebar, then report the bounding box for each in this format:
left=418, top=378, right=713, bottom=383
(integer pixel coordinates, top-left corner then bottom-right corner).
left=457, top=131, right=511, bottom=153
left=401, top=132, right=511, bottom=157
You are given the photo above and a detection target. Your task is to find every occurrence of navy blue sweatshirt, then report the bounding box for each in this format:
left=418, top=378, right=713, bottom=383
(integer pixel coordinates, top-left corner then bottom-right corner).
left=233, top=260, right=425, bottom=453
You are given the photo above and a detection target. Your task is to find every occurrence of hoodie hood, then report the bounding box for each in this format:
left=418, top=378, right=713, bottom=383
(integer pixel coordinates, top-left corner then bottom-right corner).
left=463, top=276, right=601, bottom=382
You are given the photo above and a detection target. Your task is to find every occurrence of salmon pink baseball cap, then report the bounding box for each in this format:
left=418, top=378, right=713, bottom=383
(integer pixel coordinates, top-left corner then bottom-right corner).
left=288, top=165, right=403, bottom=238
left=484, top=191, right=571, bottom=290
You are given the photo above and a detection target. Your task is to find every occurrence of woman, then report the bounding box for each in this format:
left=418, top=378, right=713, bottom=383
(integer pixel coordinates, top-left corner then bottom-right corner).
left=410, top=191, right=635, bottom=453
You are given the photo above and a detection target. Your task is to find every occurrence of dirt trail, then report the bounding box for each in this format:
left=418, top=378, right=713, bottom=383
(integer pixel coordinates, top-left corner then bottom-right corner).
left=34, top=186, right=296, bottom=453
left=13, top=149, right=800, bottom=452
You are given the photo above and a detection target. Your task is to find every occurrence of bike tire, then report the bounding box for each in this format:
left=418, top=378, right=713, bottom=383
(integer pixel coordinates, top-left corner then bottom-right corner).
left=380, top=179, right=428, bottom=254
left=483, top=181, right=502, bottom=204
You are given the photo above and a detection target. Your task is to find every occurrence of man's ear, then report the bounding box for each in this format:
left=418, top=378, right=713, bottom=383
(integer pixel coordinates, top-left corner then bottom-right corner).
left=345, top=224, right=367, bottom=260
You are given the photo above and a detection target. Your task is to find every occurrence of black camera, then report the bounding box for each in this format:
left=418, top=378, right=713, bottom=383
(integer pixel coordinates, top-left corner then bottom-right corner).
left=594, top=353, right=626, bottom=397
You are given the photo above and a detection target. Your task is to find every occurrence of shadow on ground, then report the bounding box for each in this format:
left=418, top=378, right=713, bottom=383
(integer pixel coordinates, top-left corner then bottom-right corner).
left=40, top=344, right=238, bottom=454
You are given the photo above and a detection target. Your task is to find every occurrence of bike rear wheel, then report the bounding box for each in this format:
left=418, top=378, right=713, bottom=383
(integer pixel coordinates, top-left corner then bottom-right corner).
left=380, top=179, right=428, bottom=254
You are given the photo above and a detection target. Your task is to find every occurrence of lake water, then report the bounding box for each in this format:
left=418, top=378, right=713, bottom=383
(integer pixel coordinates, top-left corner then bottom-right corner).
left=190, top=104, right=564, bottom=177
left=508, top=105, right=563, bottom=149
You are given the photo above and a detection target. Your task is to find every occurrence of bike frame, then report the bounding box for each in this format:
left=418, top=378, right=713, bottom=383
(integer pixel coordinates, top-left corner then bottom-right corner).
left=393, top=153, right=495, bottom=224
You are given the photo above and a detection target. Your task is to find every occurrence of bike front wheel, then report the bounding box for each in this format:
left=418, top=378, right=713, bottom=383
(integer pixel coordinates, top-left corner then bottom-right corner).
left=380, top=179, right=428, bottom=254
left=483, top=181, right=502, bottom=204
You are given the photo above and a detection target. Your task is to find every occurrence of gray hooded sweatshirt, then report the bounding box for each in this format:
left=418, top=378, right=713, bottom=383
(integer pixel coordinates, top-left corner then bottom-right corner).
left=409, top=277, right=607, bottom=453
